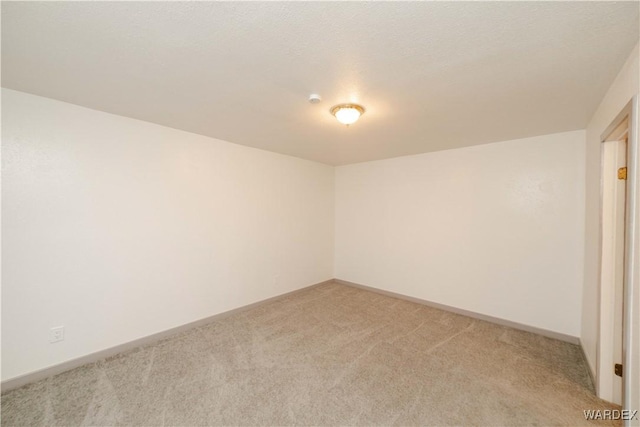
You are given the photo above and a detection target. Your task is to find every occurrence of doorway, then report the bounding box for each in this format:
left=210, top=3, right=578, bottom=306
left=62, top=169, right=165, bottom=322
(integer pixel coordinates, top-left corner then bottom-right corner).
left=598, top=130, right=628, bottom=405
left=597, top=96, right=639, bottom=418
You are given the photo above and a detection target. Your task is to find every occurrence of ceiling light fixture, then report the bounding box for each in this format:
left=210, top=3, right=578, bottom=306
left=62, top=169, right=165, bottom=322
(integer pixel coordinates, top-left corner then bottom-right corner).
left=330, top=104, right=365, bottom=126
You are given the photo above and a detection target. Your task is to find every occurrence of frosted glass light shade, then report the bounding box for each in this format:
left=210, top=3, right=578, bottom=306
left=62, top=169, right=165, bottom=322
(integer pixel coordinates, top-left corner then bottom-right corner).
left=331, top=104, right=365, bottom=125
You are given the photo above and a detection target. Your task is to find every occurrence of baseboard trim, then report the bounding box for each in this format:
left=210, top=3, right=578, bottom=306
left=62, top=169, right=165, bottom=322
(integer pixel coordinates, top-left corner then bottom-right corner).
left=334, top=279, right=580, bottom=345
left=1, top=279, right=334, bottom=393
left=3, top=278, right=581, bottom=392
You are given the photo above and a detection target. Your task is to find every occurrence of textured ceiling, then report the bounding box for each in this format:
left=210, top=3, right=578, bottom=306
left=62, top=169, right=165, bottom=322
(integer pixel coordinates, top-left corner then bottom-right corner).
left=2, top=1, right=639, bottom=165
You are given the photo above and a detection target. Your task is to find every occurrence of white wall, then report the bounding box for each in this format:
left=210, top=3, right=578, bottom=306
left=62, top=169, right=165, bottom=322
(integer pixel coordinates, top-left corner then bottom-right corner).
left=1, top=89, right=334, bottom=381
left=582, top=43, right=639, bottom=376
left=335, top=130, right=586, bottom=337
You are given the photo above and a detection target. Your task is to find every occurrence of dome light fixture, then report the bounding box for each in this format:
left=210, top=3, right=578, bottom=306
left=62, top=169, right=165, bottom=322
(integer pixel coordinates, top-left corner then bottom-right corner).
left=330, top=103, right=365, bottom=126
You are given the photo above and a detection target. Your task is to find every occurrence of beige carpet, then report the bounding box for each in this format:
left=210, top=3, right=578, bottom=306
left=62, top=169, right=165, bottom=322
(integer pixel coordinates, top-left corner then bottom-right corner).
left=1, top=281, right=620, bottom=426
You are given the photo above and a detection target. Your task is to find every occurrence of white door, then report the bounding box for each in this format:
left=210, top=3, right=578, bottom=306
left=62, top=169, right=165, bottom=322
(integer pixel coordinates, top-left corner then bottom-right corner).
left=599, top=138, right=627, bottom=405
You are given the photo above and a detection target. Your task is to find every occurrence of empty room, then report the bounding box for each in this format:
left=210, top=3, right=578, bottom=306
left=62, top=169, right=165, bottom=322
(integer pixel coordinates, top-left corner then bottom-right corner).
left=1, top=1, right=640, bottom=426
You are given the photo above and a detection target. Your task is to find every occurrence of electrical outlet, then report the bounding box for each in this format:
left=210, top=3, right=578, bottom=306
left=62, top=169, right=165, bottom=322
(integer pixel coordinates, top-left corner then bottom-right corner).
left=274, top=274, right=280, bottom=286
left=50, top=326, right=64, bottom=343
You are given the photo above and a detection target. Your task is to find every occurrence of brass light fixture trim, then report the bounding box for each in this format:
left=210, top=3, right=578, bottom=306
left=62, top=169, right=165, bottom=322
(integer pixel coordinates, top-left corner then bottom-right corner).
left=330, top=103, right=366, bottom=125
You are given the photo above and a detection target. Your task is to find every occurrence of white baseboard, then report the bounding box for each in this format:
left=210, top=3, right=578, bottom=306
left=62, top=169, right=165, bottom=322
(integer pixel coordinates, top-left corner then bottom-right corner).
left=2, top=277, right=582, bottom=393
left=334, top=278, right=580, bottom=345
left=1, top=279, right=333, bottom=393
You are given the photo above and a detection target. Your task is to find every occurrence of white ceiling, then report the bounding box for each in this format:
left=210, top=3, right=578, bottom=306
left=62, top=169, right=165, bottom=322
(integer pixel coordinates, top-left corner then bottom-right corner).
left=2, top=2, right=639, bottom=165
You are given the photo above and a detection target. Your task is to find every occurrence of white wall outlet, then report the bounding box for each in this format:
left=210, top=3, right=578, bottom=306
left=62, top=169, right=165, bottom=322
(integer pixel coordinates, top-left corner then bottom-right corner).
left=49, top=326, right=64, bottom=343
left=273, top=274, right=279, bottom=286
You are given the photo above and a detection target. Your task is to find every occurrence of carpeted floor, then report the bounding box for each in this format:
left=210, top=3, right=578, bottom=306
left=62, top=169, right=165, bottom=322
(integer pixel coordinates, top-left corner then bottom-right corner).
left=1, top=281, right=620, bottom=426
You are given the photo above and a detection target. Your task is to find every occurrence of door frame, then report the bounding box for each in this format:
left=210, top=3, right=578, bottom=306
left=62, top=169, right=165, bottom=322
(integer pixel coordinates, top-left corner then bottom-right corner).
left=599, top=95, right=639, bottom=419
left=598, top=137, right=627, bottom=405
